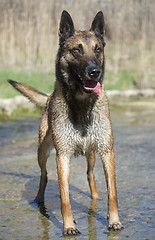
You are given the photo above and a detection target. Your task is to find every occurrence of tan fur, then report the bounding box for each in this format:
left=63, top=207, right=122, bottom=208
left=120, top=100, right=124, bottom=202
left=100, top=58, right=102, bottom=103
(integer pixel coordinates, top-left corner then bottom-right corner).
left=8, top=11, right=123, bottom=236
left=86, top=152, right=99, bottom=199
left=8, top=80, right=48, bottom=108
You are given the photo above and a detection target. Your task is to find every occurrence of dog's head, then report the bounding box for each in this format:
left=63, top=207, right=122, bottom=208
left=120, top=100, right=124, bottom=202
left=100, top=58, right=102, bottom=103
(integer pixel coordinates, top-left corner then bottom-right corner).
left=56, top=10, right=106, bottom=98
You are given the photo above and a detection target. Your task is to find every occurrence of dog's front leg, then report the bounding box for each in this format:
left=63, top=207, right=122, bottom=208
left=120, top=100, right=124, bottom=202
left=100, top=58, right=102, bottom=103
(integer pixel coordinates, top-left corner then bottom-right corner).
left=101, top=148, right=123, bottom=230
left=56, top=154, right=81, bottom=236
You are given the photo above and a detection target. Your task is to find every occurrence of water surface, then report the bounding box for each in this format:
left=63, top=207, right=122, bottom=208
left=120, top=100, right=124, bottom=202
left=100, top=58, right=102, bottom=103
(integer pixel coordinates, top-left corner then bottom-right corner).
left=0, top=109, right=155, bottom=240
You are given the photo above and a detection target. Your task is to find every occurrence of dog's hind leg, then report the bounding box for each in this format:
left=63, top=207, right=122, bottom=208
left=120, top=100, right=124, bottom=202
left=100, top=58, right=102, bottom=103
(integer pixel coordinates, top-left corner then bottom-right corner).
left=100, top=148, right=123, bottom=230
left=86, top=152, right=99, bottom=199
left=56, top=154, right=81, bottom=236
left=35, top=113, right=53, bottom=203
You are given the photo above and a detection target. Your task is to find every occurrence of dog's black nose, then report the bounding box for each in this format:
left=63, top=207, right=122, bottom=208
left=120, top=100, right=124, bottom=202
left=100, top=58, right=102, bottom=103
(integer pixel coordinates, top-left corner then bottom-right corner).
left=88, top=67, right=100, bottom=79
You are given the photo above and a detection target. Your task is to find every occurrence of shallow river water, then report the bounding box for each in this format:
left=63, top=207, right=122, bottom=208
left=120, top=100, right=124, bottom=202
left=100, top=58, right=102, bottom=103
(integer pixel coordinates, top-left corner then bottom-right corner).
left=0, top=108, right=155, bottom=240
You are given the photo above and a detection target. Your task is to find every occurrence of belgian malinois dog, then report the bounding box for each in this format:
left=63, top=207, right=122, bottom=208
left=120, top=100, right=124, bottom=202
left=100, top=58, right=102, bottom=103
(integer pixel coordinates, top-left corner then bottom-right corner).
left=8, top=10, right=123, bottom=235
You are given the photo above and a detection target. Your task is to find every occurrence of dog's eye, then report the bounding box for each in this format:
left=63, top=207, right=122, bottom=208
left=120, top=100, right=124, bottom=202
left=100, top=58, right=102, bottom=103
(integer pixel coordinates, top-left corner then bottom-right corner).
left=74, top=48, right=80, bottom=53
left=96, top=48, right=101, bottom=53
left=72, top=44, right=83, bottom=56
left=95, top=45, right=102, bottom=55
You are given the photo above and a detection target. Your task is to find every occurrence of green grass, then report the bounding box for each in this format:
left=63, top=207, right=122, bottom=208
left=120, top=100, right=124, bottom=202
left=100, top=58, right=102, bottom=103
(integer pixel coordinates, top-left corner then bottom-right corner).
left=0, top=70, right=55, bottom=98
left=0, top=69, right=153, bottom=120
left=104, top=69, right=140, bottom=90
left=0, top=106, right=42, bottom=121
left=0, top=69, right=141, bottom=98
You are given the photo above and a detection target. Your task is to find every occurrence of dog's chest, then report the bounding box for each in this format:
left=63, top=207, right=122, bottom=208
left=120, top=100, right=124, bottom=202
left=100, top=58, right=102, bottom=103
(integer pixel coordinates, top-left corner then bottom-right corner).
left=54, top=108, right=111, bottom=156
left=52, top=94, right=112, bottom=155
left=73, top=116, right=111, bottom=155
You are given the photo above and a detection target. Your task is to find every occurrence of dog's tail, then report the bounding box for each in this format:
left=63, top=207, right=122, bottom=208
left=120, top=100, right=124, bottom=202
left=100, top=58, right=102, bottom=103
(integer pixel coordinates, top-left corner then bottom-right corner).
left=8, top=80, right=48, bottom=108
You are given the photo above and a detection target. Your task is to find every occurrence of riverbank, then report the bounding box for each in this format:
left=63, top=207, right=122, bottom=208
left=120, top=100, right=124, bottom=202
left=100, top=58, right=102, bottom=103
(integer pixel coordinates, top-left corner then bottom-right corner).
left=0, top=89, right=155, bottom=121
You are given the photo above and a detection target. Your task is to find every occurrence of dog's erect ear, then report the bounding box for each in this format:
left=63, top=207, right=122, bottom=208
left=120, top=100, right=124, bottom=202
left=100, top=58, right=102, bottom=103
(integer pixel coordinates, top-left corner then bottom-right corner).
left=90, top=11, right=105, bottom=37
left=59, top=10, right=75, bottom=45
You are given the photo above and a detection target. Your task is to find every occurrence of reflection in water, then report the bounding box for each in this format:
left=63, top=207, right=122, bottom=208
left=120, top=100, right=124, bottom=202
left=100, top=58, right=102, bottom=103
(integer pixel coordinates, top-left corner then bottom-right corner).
left=107, top=231, right=120, bottom=240
left=39, top=213, right=50, bottom=240
left=87, top=200, right=97, bottom=240
left=37, top=203, right=50, bottom=240
left=64, top=236, right=77, bottom=240
left=87, top=200, right=120, bottom=240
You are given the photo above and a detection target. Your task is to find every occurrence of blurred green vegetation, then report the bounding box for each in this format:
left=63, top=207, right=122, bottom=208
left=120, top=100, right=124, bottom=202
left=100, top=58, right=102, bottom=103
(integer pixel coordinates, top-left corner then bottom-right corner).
left=0, top=70, right=55, bottom=98
left=0, top=106, right=42, bottom=121
left=105, top=69, right=140, bottom=90
left=0, top=68, right=142, bottom=98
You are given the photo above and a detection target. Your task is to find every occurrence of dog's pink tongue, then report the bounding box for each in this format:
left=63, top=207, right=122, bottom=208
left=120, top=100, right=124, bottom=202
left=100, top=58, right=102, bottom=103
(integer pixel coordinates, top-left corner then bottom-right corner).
left=84, top=81, right=101, bottom=96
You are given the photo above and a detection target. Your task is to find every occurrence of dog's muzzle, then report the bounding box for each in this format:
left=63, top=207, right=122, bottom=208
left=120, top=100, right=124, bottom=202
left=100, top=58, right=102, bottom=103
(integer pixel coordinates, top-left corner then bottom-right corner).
left=87, top=66, right=100, bottom=80
left=79, top=65, right=102, bottom=96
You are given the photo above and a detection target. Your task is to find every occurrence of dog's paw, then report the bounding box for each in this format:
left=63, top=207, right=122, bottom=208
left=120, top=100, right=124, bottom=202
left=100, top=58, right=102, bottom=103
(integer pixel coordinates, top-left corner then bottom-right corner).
left=108, top=222, right=124, bottom=231
left=63, top=227, right=81, bottom=236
